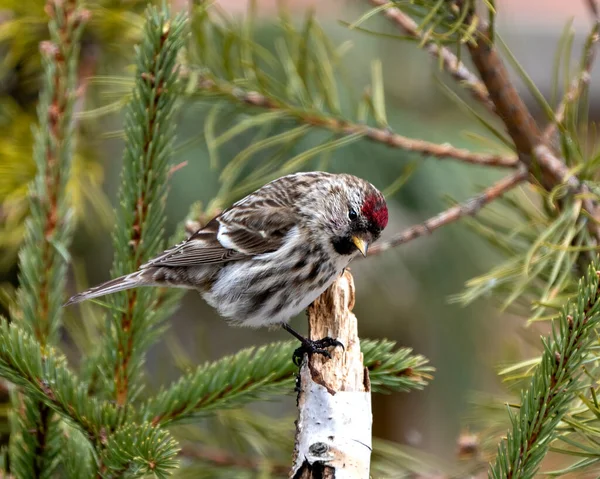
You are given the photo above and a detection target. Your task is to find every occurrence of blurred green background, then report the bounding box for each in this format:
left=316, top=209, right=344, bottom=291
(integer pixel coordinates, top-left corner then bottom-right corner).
left=0, top=0, right=592, bottom=469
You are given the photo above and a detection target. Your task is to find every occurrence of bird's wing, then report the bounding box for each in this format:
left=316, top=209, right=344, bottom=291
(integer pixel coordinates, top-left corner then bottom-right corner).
left=144, top=205, right=297, bottom=268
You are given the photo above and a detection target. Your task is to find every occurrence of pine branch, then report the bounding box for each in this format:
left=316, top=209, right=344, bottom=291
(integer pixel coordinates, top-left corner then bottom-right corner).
left=365, top=2, right=600, bottom=250
left=542, top=0, right=600, bottom=143
left=0, top=320, right=119, bottom=441
left=12, top=0, right=88, bottom=476
left=97, top=6, right=187, bottom=407
left=141, top=339, right=432, bottom=427
left=367, top=0, right=495, bottom=112
left=16, top=0, right=87, bottom=347
left=99, top=423, right=180, bottom=479
left=467, top=27, right=542, bottom=166
left=490, top=264, right=600, bottom=478
left=60, top=426, right=93, bottom=479
left=369, top=167, right=528, bottom=255
left=193, top=76, right=516, bottom=169
left=464, top=13, right=600, bottom=245
left=9, top=394, right=61, bottom=479
left=179, top=2, right=516, bottom=199
left=0, top=320, right=179, bottom=476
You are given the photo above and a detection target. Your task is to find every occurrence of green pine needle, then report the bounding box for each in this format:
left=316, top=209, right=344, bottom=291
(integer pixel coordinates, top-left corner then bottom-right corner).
left=100, top=423, right=180, bottom=479
left=11, top=0, right=88, bottom=475
left=0, top=319, right=119, bottom=440
left=489, top=263, right=600, bottom=478
left=95, top=5, right=188, bottom=406
left=142, top=339, right=433, bottom=426
left=185, top=4, right=424, bottom=208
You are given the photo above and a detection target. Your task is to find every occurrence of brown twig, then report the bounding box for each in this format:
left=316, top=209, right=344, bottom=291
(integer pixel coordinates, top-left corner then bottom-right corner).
left=167, top=160, right=188, bottom=178
left=467, top=28, right=542, bottom=163
left=359, top=1, right=600, bottom=252
left=194, top=77, right=517, bottom=168
left=367, top=0, right=494, bottom=113
left=368, top=167, right=528, bottom=255
left=534, top=144, right=600, bottom=240
left=542, top=1, right=600, bottom=143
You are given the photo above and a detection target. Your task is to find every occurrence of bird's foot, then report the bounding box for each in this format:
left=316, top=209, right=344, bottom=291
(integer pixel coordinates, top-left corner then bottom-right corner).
left=292, top=336, right=345, bottom=366
left=281, top=323, right=344, bottom=366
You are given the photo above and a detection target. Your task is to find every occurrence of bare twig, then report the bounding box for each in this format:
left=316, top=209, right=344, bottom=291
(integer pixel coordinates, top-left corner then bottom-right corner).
left=358, top=126, right=517, bottom=167
left=362, top=1, right=600, bottom=249
left=195, top=77, right=517, bottom=168
left=368, top=167, right=528, bottom=255
left=534, top=144, right=600, bottom=240
left=367, top=0, right=495, bottom=113
left=542, top=1, right=600, bottom=143
left=467, top=28, right=542, bottom=164
left=465, top=16, right=600, bottom=244
left=533, top=144, right=580, bottom=190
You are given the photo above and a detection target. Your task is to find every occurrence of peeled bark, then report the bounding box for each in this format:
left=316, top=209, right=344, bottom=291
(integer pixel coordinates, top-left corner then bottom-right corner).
left=291, top=269, right=372, bottom=479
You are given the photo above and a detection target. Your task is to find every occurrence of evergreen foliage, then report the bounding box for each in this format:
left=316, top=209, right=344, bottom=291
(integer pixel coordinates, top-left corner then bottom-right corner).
left=11, top=0, right=600, bottom=476
left=142, top=339, right=431, bottom=426
left=0, top=5, right=437, bottom=467
left=100, top=423, right=180, bottom=479
left=489, top=264, right=600, bottom=478
left=10, top=0, right=89, bottom=475
left=92, top=3, right=187, bottom=408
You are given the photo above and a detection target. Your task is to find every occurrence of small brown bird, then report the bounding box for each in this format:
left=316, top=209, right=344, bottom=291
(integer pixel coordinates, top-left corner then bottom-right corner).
left=65, top=172, right=388, bottom=359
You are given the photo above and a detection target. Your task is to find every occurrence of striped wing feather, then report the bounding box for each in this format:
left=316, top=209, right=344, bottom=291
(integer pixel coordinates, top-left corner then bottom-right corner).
left=145, top=205, right=296, bottom=268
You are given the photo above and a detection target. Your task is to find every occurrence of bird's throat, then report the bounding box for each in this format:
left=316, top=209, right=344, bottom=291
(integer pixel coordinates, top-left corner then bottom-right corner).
left=331, top=236, right=357, bottom=256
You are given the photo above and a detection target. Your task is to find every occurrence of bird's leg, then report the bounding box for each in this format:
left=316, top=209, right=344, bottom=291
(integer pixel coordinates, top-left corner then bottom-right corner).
left=281, top=323, right=344, bottom=366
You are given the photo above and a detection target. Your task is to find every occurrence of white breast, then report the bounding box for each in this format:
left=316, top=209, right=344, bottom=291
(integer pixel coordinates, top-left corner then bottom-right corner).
left=202, top=226, right=350, bottom=328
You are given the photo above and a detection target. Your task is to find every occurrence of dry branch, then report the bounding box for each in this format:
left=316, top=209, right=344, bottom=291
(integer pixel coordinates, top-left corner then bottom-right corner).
left=542, top=0, right=600, bottom=143
left=362, top=1, right=600, bottom=241
left=367, top=0, right=494, bottom=112
left=467, top=31, right=542, bottom=164
left=195, top=76, right=517, bottom=168
left=292, top=270, right=372, bottom=478
left=368, top=167, right=528, bottom=255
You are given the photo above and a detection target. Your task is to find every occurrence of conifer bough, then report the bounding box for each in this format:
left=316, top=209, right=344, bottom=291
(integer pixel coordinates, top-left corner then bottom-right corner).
left=490, top=265, right=600, bottom=478
left=98, top=6, right=188, bottom=407
left=0, top=1, right=440, bottom=477
left=12, top=0, right=89, bottom=476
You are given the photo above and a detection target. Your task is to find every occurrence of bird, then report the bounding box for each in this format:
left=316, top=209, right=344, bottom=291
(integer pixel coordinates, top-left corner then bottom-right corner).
left=65, top=171, right=388, bottom=361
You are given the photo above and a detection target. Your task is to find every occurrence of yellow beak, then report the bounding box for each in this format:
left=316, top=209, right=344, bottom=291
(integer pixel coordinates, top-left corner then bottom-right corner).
left=351, top=236, right=368, bottom=257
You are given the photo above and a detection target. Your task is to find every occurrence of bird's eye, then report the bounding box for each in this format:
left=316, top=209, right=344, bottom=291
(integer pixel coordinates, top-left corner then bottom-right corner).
left=348, top=208, right=358, bottom=221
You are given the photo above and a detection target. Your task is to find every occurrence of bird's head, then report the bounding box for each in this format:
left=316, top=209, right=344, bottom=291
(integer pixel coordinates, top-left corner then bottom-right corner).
left=302, top=174, right=388, bottom=258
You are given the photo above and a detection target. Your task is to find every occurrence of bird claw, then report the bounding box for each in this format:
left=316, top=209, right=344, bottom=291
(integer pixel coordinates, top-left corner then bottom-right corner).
left=292, top=336, right=345, bottom=366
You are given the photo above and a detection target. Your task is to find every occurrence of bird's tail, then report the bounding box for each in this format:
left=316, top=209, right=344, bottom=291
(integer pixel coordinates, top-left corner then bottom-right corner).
left=64, top=269, right=153, bottom=306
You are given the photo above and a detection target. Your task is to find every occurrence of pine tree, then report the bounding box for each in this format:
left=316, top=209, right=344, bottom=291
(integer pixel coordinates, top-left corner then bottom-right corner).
left=1, top=0, right=600, bottom=477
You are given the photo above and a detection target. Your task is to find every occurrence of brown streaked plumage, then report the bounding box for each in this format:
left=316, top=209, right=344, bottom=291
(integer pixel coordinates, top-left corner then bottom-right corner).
left=65, top=172, right=388, bottom=355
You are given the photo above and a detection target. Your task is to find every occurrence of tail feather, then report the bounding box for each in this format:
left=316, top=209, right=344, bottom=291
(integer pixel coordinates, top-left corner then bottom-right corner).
left=64, top=270, right=150, bottom=306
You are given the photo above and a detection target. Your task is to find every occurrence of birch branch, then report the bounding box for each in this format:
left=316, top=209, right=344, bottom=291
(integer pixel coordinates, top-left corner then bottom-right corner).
left=291, top=270, right=371, bottom=479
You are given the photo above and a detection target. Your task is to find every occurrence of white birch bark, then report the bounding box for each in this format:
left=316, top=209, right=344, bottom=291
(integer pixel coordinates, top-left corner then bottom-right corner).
left=291, top=269, right=372, bottom=479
